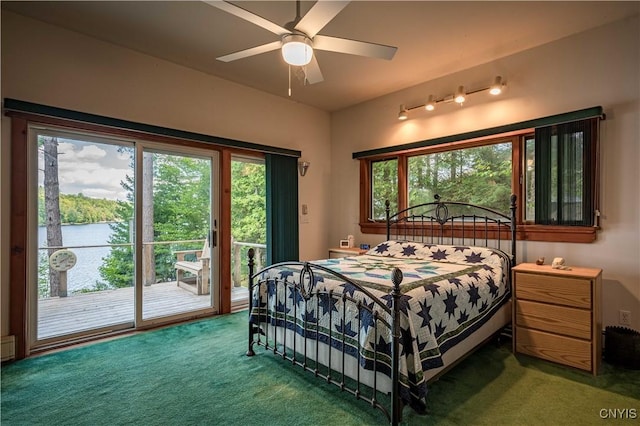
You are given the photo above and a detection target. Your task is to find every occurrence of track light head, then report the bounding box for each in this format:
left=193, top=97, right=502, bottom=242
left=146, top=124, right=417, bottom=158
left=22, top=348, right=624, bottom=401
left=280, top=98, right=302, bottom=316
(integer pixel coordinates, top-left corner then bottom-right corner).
left=425, top=95, right=435, bottom=111
left=454, top=86, right=466, bottom=104
left=489, top=76, right=503, bottom=95
left=398, top=104, right=408, bottom=120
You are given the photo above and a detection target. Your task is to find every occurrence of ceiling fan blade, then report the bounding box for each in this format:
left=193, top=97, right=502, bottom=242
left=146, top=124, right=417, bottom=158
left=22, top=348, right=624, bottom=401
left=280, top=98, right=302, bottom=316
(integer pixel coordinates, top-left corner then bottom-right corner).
left=294, top=0, right=350, bottom=38
left=204, top=0, right=290, bottom=36
left=303, top=55, right=324, bottom=84
left=313, top=35, right=397, bottom=60
left=216, top=40, right=281, bottom=62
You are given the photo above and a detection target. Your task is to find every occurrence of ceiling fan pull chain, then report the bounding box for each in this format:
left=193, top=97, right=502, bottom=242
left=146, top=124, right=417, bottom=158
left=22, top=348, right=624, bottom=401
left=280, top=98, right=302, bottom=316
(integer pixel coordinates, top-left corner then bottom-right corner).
left=288, top=65, right=292, bottom=97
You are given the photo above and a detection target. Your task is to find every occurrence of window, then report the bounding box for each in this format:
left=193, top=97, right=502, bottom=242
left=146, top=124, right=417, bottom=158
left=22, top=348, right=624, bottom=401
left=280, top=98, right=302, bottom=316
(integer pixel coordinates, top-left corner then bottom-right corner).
left=527, top=120, right=597, bottom=226
left=408, top=142, right=512, bottom=212
left=371, top=158, right=398, bottom=220
left=358, top=116, right=600, bottom=243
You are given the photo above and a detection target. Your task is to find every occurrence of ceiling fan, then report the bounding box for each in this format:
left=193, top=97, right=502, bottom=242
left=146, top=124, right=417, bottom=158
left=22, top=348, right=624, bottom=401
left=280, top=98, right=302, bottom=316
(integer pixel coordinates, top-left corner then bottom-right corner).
left=206, top=0, right=397, bottom=86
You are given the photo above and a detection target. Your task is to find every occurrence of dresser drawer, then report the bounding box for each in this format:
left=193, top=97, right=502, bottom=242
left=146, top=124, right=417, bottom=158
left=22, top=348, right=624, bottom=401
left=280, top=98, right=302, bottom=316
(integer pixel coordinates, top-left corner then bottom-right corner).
left=515, top=300, right=591, bottom=340
left=514, top=272, right=591, bottom=308
left=515, top=326, right=592, bottom=372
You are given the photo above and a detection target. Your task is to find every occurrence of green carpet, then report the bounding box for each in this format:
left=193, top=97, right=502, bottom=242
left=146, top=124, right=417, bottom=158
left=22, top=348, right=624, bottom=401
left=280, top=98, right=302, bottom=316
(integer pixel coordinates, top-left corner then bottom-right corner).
left=2, top=312, right=638, bottom=425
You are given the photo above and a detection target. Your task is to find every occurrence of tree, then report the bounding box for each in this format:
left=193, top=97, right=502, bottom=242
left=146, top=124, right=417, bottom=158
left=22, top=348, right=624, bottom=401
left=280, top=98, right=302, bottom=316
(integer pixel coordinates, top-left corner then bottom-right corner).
left=42, top=136, right=63, bottom=297
left=230, top=161, right=266, bottom=244
left=142, top=152, right=155, bottom=286
left=99, top=174, right=135, bottom=289
left=100, top=153, right=212, bottom=287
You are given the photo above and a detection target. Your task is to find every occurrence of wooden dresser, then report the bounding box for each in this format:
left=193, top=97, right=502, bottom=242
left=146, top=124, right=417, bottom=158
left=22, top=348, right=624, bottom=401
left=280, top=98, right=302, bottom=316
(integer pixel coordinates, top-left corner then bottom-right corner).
left=512, top=263, right=602, bottom=375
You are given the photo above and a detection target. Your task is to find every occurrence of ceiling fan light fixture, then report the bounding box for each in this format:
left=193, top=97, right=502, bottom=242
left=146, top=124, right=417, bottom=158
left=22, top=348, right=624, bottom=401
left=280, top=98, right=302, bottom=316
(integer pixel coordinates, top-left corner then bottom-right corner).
left=281, top=33, right=313, bottom=66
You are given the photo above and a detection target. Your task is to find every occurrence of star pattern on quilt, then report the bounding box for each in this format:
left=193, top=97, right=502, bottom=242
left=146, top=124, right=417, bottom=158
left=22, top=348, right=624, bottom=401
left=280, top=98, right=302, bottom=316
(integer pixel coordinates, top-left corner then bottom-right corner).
left=467, top=271, right=481, bottom=280
left=302, top=309, right=317, bottom=324
left=487, top=276, right=499, bottom=297
left=402, top=245, right=418, bottom=256
left=430, top=249, right=448, bottom=261
left=370, top=334, right=393, bottom=356
left=341, top=282, right=359, bottom=297
left=336, top=319, right=358, bottom=337
left=380, top=294, right=412, bottom=317
left=465, top=251, right=486, bottom=263
left=360, top=307, right=376, bottom=334
left=443, top=290, right=458, bottom=319
left=318, top=292, right=339, bottom=315
left=418, top=300, right=433, bottom=330
left=373, top=242, right=391, bottom=254
left=276, top=299, right=290, bottom=314
left=448, top=277, right=463, bottom=288
left=250, top=240, right=510, bottom=405
left=424, top=283, right=441, bottom=298
left=288, top=286, right=305, bottom=305
left=434, top=321, right=446, bottom=338
left=467, top=284, right=481, bottom=308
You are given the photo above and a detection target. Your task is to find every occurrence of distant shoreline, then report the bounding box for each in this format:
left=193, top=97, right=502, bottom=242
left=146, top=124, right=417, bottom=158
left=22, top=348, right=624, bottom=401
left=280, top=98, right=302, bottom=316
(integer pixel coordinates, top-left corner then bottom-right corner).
left=39, top=221, right=123, bottom=227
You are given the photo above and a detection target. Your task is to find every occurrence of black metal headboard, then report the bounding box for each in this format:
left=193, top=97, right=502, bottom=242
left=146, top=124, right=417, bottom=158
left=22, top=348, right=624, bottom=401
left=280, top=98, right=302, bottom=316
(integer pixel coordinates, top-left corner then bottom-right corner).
left=385, top=194, right=517, bottom=265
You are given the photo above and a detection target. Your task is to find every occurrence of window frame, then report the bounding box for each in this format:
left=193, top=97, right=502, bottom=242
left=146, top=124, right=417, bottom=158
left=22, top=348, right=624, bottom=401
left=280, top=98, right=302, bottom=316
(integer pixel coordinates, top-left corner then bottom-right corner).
left=359, top=131, right=599, bottom=243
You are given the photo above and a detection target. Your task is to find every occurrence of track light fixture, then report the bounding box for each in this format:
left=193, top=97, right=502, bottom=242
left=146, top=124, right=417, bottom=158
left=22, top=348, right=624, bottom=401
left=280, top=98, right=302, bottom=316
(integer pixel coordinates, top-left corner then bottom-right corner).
left=398, top=104, right=408, bottom=120
left=489, top=76, right=503, bottom=95
left=425, top=95, right=435, bottom=111
left=398, top=76, right=506, bottom=120
left=454, top=86, right=466, bottom=104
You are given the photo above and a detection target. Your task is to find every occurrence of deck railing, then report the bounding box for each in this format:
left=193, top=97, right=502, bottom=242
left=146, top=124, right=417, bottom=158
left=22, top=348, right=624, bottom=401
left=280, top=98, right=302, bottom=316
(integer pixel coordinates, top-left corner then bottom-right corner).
left=39, top=239, right=265, bottom=296
left=232, top=240, right=266, bottom=288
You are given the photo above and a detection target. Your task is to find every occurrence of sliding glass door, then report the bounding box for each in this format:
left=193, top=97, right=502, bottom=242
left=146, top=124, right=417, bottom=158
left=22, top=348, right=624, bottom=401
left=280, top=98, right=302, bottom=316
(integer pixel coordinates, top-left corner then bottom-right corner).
left=230, top=156, right=266, bottom=309
left=33, top=129, right=136, bottom=341
left=31, top=126, right=219, bottom=347
left=140, top=147, right=219, bottom=321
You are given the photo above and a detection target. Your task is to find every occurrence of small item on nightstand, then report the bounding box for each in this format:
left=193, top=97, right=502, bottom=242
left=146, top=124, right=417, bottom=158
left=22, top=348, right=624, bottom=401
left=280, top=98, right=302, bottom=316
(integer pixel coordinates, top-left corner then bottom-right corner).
left=535, top=257, right=545, bottom=265
left=551, top=257, right=571, bottom=270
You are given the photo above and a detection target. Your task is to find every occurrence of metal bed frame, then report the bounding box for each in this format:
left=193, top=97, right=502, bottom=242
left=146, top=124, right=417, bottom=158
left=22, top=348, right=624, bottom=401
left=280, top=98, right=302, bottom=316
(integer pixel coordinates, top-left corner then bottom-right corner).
left=246, top=195, right=517, bottom=425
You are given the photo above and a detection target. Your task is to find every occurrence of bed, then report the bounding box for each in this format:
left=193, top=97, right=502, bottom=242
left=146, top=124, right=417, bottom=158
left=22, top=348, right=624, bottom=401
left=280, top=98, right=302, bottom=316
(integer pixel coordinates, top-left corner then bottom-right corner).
left=246, top=195, right=517, bottom=425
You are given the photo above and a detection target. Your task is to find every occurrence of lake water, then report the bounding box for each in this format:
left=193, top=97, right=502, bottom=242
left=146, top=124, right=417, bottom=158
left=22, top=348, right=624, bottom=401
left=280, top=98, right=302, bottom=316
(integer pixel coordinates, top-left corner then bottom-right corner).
left=38, top=223, right=120, bottom=292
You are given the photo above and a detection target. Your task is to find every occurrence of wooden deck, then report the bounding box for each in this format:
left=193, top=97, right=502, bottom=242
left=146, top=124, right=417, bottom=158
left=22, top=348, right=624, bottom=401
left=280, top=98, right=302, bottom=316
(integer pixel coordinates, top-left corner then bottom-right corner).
left=38, top=281, right=249, bottom=339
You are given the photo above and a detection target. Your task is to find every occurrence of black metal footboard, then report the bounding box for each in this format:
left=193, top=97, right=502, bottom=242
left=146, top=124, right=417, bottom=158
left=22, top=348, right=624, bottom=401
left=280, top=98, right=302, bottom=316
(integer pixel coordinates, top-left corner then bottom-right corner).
left=246, top=248, right=404, bottom=425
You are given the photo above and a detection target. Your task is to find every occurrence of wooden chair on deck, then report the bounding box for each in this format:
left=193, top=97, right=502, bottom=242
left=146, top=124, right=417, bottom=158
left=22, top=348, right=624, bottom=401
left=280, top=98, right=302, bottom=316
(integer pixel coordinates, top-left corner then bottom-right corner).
left=174, top=239, right=210, bottom=295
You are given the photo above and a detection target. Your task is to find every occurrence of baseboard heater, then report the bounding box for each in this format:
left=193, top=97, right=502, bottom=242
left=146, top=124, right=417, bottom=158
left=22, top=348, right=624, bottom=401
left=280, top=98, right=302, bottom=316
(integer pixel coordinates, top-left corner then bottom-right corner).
left=1, top=335, right=16, bottom=362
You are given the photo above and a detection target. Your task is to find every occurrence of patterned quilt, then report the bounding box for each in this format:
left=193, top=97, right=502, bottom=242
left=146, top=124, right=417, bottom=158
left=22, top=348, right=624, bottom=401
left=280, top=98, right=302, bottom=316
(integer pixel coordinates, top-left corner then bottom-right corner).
left=250, top=241, right=511, bottom=406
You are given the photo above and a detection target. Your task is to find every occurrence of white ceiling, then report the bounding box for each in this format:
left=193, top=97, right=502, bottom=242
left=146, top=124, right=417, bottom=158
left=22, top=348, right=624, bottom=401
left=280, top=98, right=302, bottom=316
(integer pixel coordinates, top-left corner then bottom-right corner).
left=2, top=1, right=639, bottom=112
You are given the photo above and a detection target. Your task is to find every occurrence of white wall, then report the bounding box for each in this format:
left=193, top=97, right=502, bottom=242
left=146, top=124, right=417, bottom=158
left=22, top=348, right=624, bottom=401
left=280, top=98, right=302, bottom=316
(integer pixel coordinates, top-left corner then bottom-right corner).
left=330, top=15, right=640, bottom=330
left=0, top=11, right=332, bottom=337
left=2, top=10, right=639, bottom=340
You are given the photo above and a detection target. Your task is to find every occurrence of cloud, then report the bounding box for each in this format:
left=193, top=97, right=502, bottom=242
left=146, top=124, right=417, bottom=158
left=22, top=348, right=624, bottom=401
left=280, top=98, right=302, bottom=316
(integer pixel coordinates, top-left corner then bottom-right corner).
left=68, top=143, right=107, bottom=161
left=40, top=140, right=132, bottom=201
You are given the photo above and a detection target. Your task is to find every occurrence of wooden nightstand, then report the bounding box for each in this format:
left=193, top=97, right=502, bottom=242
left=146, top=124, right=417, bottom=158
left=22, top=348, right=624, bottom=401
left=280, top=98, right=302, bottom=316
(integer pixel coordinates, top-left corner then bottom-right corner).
left=328, top=247, right=368, bottom=258
left=512, top=263, right=602, bottom=375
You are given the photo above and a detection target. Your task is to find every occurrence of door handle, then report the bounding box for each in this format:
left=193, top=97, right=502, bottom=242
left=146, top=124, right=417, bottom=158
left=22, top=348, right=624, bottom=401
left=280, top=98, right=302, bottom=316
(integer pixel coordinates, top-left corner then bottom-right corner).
left=211, top=221, right=217, bottom=248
